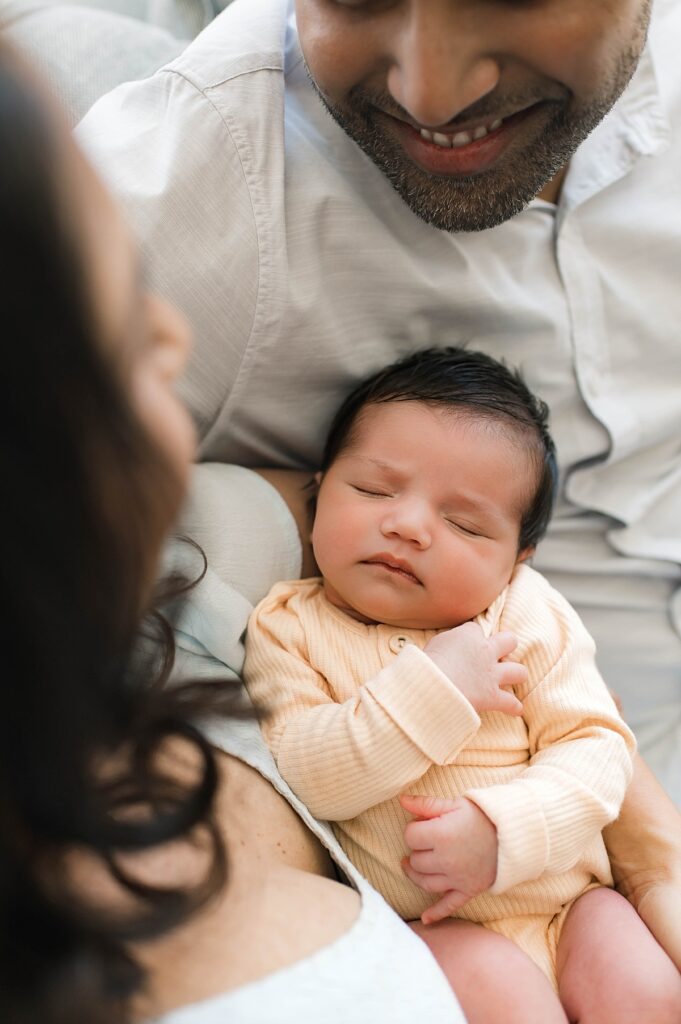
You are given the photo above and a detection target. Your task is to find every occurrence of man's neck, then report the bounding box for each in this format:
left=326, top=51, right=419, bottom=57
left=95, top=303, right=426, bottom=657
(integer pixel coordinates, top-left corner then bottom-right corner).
left=538, top=165, right=568, bottom=205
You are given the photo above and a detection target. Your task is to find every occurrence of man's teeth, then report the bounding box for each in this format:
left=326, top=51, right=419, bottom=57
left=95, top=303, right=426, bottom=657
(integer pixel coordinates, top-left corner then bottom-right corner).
left=420, top=119, right=503, bottom=148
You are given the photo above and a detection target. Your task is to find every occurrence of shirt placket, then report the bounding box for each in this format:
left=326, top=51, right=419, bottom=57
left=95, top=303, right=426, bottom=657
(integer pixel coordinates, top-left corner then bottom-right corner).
left=553, top=48, right=670, bottom=515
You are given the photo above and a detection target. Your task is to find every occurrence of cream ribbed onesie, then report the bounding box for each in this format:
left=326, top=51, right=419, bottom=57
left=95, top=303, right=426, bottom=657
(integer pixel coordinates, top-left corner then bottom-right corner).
left=244, top=564, right=635, bottom=982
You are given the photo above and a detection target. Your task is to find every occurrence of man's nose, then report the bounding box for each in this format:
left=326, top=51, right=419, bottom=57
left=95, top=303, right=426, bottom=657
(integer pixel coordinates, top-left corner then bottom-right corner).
left=380, top=502, right=432, bottom=549
left=386, top=5, right=501, bottom=128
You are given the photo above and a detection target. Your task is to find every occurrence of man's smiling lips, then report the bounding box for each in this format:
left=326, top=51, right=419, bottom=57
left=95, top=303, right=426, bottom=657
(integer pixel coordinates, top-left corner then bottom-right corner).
left=379, top=103, right=545, bottom=177
left=362, top=554, right=423, bottom=585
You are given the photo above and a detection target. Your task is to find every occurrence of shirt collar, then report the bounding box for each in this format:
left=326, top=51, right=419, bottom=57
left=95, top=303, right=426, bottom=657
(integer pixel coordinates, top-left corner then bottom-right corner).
left=561, top=41, right=671, bottom=212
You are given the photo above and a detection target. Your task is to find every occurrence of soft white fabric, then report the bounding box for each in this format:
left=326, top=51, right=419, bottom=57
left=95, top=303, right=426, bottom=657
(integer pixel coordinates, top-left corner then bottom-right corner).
left=158, top=876, right=464, bottom=1023
left=77, top=0, right=681, bottom=802
left=0, top=0, right=237, bottom=125
left=0, top=0, right=186, bottom=124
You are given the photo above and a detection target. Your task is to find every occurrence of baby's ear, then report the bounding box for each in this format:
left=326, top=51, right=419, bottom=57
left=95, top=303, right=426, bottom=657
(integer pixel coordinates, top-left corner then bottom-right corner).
left=305, top=473, right=321, bottom=527
left=516, top=545, right=535, bottom=564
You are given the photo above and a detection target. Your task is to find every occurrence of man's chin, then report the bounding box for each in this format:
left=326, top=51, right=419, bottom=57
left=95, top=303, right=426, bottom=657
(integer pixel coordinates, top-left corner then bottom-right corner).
left=324, top=120, right=563, bottom=232
left=377, top=166, right=547, bottom=233
left=315, top=88, right=633, bottom=232
left=337, top=118, right=575, bottom=233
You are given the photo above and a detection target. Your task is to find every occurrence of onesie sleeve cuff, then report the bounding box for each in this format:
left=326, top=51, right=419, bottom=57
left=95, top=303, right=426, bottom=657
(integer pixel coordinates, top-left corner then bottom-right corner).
left=365, top=644, right=480, bottom=765
left=465, top=783, right=549, bottom=893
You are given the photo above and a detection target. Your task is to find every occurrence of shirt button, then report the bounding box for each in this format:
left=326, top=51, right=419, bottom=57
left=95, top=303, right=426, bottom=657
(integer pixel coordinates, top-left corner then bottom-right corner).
left=389, top=635, right=410, bottom=654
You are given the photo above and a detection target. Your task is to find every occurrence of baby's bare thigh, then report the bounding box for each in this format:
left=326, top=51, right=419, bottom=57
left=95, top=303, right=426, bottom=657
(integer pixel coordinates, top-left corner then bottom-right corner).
left=557, top=887, right=681, bottom=1024
left=410, top=919, right=567, bottom=1024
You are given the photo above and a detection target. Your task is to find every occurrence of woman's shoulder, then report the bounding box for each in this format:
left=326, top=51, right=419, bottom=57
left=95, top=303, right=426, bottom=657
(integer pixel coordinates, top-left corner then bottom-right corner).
left=154, top=877, right=463, bottom=1024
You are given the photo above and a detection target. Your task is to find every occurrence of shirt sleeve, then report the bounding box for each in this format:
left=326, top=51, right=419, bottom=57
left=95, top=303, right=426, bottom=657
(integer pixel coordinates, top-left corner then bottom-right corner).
left=464, top=569, right=636, bottom=894
left=244, top=596, right=481, bottom=821
left=76, top=67, right=259, bottom=442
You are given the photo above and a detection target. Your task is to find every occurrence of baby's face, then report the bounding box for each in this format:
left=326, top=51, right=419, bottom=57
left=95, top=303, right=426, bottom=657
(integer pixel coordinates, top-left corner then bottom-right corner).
left=312, top=402, right=534, bottom=629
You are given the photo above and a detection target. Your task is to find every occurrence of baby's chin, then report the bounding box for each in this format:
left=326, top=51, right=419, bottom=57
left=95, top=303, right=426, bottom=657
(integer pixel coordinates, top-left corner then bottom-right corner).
left=371, top=611, right=463, bottom=630
left=322, top=581, right=460, bottom=630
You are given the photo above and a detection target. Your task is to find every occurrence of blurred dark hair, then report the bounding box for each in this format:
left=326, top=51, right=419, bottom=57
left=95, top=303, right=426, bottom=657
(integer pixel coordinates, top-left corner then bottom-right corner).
left=0, top=47, right=238, bottom=1024
left=320, top=347, right=557, bottom=551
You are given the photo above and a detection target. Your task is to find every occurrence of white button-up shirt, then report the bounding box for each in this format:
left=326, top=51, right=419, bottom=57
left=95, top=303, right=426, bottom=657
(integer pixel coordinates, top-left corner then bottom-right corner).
left=78, top=0, right=681, bottom=796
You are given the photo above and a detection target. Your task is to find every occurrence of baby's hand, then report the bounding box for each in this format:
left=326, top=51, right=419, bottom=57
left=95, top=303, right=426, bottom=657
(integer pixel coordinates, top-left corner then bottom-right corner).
left=424, top=623, right=525, bottom=716
left=401, top=794, right=499, bottom=924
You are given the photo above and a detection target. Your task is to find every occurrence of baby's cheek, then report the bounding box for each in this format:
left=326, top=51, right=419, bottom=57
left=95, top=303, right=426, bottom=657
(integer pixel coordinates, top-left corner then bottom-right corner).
left=314, top=514, right=355, bottom=575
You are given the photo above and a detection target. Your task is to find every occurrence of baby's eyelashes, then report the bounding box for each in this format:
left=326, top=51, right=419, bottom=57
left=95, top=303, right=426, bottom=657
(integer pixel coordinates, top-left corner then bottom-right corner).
left=351, top=484, right=393, bottom=497
left=443, top=517, right=485, bottom=538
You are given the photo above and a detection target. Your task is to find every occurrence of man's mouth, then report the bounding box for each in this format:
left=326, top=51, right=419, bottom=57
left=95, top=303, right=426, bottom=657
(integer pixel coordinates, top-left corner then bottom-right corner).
left=385, top=104, right=543, bottom=177
left=417, top=116, right=504, bottom=149
left=362, top=554, right=422, bottom=585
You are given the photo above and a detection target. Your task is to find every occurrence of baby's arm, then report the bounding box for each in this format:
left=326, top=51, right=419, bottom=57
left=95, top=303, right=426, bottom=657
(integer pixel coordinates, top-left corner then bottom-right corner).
left=244, top=590, right=520, bottom=820
left=463, top=568, right=635, bottom=894
left=402, top=570, right=635, bottom=919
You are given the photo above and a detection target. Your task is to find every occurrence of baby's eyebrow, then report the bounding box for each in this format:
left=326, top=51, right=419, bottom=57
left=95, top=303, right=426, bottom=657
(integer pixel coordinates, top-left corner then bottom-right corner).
left=442, top=492, right=514, bottom=531
left=351, top=456, right=397, bottom=471
left=341, top=455, right=406, bottom=478
left=444, top=497, right=498, bottom=522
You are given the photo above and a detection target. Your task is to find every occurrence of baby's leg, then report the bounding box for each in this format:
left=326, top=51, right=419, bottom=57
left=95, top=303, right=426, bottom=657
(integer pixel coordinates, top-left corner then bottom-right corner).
left=410, top=919, right=568, bottom=1024
left=557, top=887, right=681, bottom=1024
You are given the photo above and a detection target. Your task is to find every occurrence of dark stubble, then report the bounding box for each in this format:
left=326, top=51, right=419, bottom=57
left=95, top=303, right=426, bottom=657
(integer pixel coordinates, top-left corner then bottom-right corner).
left=307, top=8, right=651, bottom=232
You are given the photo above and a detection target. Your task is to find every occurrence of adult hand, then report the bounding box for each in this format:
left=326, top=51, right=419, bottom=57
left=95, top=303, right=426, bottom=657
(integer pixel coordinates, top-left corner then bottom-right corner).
left=604, top=754, right=681, bottom=971
left=424, top=624, right=526, bottom=717
left=400, top=794, right=498, bottom=924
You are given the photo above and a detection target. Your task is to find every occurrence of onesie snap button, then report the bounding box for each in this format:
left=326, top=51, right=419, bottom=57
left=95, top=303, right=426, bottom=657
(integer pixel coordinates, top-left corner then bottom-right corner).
left=389, top=635, right=410, bottom=654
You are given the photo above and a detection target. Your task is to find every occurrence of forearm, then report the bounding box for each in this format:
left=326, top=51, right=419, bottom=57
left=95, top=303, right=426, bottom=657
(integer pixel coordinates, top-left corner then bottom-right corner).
left=604, top=754, right=681, bottom=970
left=266, top=646, right=480, bottom=821
left=466, top=726, right=633, bottom=893
left=471, top=579, right=637, bottom=892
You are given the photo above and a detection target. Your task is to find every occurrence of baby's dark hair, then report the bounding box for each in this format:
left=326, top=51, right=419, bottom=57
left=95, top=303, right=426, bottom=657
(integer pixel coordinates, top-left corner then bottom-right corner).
left=320, top=347, right=558, bottom=551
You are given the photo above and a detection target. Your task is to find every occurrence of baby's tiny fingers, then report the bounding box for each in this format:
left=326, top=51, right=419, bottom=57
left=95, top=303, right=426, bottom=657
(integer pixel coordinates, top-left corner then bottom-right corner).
left=494, top=690, right=524, bottom=717
left=401, top=859, right=451, bottom=894
left=400, top=792, right=459, bottom=819
left=499, top=662, right=527, bottom=687
left=407, top=850, right=440, bottom=874
left=491, top=630, right=518, bottom=660
left=421, top=890, right=471, bottom=925
left=404, top=817, right=438, bottom=851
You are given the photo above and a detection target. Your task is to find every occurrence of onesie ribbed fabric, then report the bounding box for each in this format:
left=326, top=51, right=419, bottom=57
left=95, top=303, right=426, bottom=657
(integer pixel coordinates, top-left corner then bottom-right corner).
left=245, top=565, right=635, bottom=976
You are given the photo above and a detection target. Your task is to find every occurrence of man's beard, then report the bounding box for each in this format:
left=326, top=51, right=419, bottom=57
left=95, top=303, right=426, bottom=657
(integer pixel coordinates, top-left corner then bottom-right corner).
left=306, top=13, right=650, bottom=232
